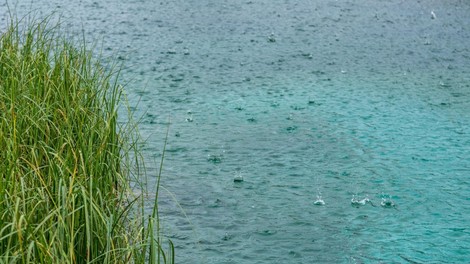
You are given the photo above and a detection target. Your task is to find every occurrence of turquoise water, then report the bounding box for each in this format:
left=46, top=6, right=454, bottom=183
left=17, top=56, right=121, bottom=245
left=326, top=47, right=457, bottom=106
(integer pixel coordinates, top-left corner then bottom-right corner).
left=3, top=0, right=470, bottom=263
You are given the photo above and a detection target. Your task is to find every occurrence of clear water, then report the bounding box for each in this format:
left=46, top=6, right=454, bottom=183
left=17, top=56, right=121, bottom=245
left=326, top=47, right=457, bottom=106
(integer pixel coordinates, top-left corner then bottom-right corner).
left=3, top=0, right=470, bottom=263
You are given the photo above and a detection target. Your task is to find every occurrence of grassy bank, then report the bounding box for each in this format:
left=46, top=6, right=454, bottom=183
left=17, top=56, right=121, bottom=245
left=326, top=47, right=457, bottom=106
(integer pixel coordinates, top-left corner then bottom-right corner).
left=0, top=16, right=173, bottom=263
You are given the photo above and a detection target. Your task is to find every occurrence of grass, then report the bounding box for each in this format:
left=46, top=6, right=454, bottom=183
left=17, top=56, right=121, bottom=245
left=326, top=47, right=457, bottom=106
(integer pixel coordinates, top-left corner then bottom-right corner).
left=0, top=15, right=173, bottom=263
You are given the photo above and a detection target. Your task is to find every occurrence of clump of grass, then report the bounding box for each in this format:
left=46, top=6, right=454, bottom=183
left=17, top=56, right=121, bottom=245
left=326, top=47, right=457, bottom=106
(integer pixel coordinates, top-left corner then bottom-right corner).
left=0, top=15, right=173, bottom=263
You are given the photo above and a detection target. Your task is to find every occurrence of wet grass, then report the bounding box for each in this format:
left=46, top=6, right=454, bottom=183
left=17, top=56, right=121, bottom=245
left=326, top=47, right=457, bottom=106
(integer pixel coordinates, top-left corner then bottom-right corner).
left=0, top=15, right=173, bottom=263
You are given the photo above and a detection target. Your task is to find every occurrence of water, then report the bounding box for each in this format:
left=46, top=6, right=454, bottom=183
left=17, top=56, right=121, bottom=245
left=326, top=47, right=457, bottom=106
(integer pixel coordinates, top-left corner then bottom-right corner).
left=3, top=0, right=470, bottom=263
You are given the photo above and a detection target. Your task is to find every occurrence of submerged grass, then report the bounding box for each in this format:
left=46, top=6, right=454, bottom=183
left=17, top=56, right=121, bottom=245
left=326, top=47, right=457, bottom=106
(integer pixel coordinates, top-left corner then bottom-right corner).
left=0, top=15, right=173, bottom=263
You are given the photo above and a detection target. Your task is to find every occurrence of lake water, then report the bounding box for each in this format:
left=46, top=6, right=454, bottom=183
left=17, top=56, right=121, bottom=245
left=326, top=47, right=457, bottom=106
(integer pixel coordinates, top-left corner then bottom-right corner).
left=2, top=0, right=470, bottom=263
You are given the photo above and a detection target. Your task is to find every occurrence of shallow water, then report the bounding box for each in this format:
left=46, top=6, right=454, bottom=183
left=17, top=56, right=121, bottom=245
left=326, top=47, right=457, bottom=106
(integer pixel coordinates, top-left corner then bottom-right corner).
left=3, top=0, right=470, bottom=263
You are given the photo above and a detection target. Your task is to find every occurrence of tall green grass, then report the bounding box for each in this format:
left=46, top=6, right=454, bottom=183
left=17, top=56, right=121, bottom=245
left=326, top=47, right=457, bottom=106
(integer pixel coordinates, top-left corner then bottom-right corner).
left=0, top=16, right=173, bottom=263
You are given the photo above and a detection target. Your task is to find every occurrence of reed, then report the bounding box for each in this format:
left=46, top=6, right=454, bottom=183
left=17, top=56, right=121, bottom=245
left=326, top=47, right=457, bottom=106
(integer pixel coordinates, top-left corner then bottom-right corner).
left=0, top=15, right=173, bottom=263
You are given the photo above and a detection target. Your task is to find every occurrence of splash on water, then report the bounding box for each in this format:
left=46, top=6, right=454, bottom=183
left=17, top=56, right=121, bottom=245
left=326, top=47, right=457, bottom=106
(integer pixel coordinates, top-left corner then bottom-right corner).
left=233, top=171, right=244, bottom=182
left=207, top=154, right=222, bottom=163
left=313, top=194, right=325, bottom=206
left=351, top=195, right=373, bottom=207
left=380, top=195, right=396, bottom=209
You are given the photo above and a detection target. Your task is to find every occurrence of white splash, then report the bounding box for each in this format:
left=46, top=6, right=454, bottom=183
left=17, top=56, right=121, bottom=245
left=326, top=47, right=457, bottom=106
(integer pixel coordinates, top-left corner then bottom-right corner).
left=233, top=171, right=244, bottom=182
left=380, top=196, right=396, bottom=208
left=351, top=195, right=371, bottom=206
left=313, top=195, right=325, bottom=205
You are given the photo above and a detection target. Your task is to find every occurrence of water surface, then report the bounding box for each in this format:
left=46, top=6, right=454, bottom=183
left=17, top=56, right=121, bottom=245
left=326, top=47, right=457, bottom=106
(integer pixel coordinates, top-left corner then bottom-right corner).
left=2, top=0, right=470, bottom=263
